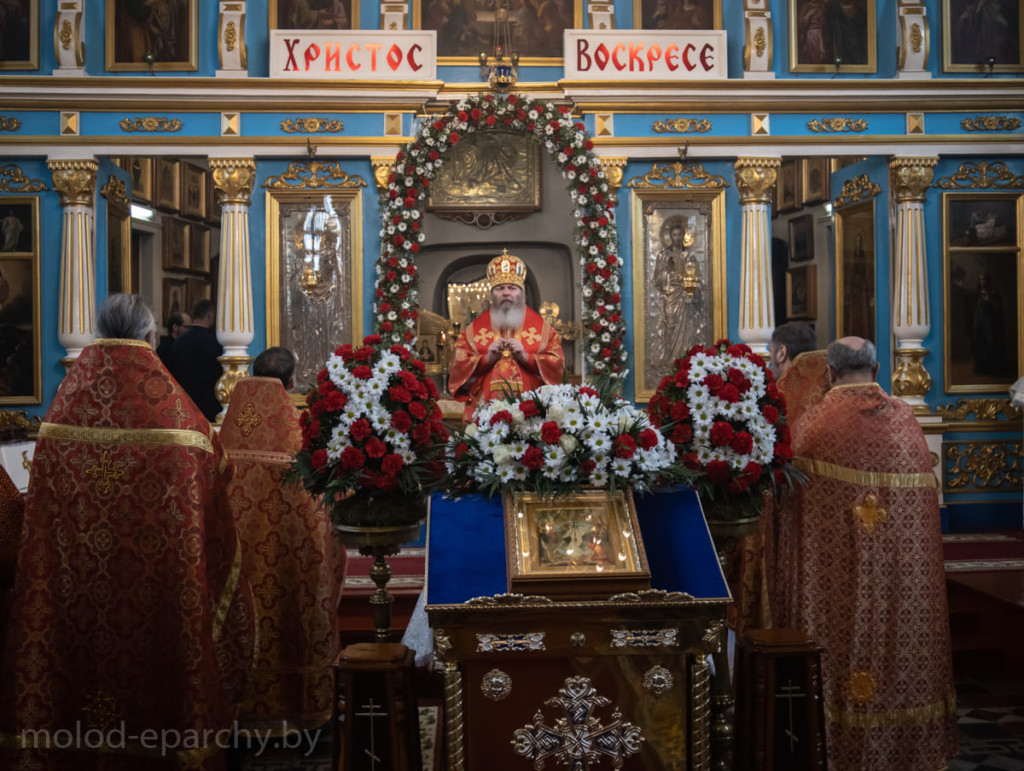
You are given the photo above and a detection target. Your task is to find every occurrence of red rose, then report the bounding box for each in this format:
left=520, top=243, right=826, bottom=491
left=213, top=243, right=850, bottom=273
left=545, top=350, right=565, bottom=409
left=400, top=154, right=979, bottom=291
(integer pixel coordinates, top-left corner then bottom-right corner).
left=671, top=424, right=693, bottom=445
left=521, top=446, right=545, bottom=470
left=409, top=402, right=427, bottom=419
left=449, top=131, right=460, bottom=144
left=614, top=435, right=637, bottom=459
left=709, top=421, right=734, bottom=447
left=762, top=405, right=779, bottom=424
left=364, top=437, right=387, bottom=459
left=638, top=428, right=659, bottom=450
left=382, top=454, right=404, bottom=476
left=540, top=421, right=562, bottom=444
left=457, top=110, right=469, bottom=122
left=485, top=114, right=496, bottom=126
left=349, top=418, right=372, bottom=442
left=490, top=410, right=514, bottom=426
left=311, top=449, right=328, bottom=469
left=731, top=431, right=754, bottom=455
left=391, top=410, right=412, bottom=432
left=519, top=400, right=539, bottom=418
left=706, top=459, right=730, bottom=484
left=352, top=365, right=373, bottom=380
left=340, top=446, right=366, bottom=470
left=470, top=107, right=482, bottom=121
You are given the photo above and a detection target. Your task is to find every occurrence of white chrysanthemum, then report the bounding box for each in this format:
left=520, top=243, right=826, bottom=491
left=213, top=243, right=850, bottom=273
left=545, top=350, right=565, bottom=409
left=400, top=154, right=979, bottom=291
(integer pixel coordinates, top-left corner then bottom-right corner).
left=587, top=432, right=611, bottom=454
left=509, top=441, right=528, bottom=458
left=610, top=457, right=632, bottom=477
left=498, top=465, right=518, bottom=483
left=587, top=413, right=613, bottom=433
left=590, top=469, right=609, bottom=488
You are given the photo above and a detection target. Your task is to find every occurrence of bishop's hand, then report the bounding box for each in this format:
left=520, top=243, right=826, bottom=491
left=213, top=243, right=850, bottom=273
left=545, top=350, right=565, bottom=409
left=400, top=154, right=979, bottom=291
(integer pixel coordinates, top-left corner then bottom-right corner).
left=484, top=338, right=506, bottom=366
left=505, top=338, right=528, bottom=364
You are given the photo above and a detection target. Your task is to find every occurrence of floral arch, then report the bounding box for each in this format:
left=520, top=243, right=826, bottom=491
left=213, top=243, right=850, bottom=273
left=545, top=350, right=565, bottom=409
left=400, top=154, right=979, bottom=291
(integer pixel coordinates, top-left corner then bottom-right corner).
left=373, top=93, right=627, bottom=379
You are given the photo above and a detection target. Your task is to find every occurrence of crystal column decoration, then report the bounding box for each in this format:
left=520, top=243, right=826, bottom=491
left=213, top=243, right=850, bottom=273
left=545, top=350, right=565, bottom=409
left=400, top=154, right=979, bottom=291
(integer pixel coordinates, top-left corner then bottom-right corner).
left=49, top=159, right=98, bottom=368
left=889, top=156, right=937, bottom=411
left=734, top=157, right=780, bottom=355
left=210, top=157, right=257, bottom=421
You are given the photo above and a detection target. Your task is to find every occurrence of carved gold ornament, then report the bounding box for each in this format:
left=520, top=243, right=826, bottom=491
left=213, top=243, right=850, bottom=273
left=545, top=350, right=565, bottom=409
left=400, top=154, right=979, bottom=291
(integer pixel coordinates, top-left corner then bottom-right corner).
left=0, top=117, right=20, bottom=132
left=937, top=398, right=1021, bottom=421
left=281, top=118, right=346, bottom=134
left=0, top=164, right=47, bottom=192
left=626, top=161, right=729, bottom=190
left=807, top=118, right=869, bottom=133
left=512, top=676, right=644, bottom=767
left=889, top=157, right=937, bottom=203
left=734, top=157, right=780, bottom=204
left=643, top=665, right=674, bottom=696
left=910, top=23, right=922, bottom=53
left=60, top=20, right=73, bottom=50
left=844, top=671, right=877, bottom=706
left=48, top=160, right=97, bottom=207
left=85, top=451, right=125, bottom=495
left=476, top=632, right=545, bottom=653
left=234, top=403, right=262, bottom=436
left=466, top=593, right=553, bottom=606
left=891, top=348, right=932, bottom=399
left=607, top=588, right=696, bottom=603
left=481, top=668, right=512, bottom=701
left=610, top=628, right=679, bottom=648
left=570, top=632, right=586, bottom=647
left=754, top=27, right=766, bottom=58
left=935, top=161, right=1024, bottom=190
left=944, top=442, right=1022, bottom=491
left=210, top=158, right=257, bottom=206
left=262, top=161, right=366, bottom=190
left=961, top=116, right=1022, bottom=132
left=225, top=21, right=237, bottom=52
left=651, top=118, right=713, bottom=134
left=833, top=174, right=882, bottom=208
left=119, top=117, right=184, bottom=133
left=433, top=628, right=453, bottom=658
left=701, top=620, right=725, bottom=653
left=370, top=157, right=394, bottom=194
left=215, top=356, right=252, bottom=417
left=0, top=409, right=42, bottom=434
left=100, top=176, right=128, bottom=205
left=444, top=662, right=465, bottom=770
left=599, top=157, right=627, bottom=200
left=852, top=492, right=888, bottom=534
left=690, top=659, right=711, bottom=767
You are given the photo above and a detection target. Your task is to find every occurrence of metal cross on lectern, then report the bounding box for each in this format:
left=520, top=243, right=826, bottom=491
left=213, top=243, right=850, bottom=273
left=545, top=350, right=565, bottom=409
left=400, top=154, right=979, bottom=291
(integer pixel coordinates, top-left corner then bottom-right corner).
left=355, top=698, right=389, bottom=769
left=777, top=679, right=807, bottom=753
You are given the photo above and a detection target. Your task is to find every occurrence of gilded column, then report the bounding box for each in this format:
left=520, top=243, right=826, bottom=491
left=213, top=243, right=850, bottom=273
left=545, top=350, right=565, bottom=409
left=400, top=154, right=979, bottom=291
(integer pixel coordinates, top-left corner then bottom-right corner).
left=210, top=157, right=257, bottom=420
left=49, top=159, right=98, bottom=367
left=734, top=158, right=780, bottom=355
left=889, top=157, right=937, bottom=412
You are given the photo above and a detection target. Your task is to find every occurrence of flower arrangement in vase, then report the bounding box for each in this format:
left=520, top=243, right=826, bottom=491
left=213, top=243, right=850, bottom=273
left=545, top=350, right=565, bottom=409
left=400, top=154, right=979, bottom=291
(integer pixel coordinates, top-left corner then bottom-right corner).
left=291, top=334, right=449, bottom=527
left=647, top=339, right=799, bottom=522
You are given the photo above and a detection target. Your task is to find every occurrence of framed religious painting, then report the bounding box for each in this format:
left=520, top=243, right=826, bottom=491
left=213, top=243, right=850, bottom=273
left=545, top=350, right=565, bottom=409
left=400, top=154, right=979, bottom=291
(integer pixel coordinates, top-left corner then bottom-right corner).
left=0, top=197, right=41, bottom=404
left=154, top=158, right=180, bottom=213
left=268, top=0, right=357, bottom=29
left=189, top=224, right=210, bottom=272
left=777, top=160, right=801, bottom=213
left=162, top=276, right=187, bottom=326
left=415, top=0, right=582, bottom=62
left=105, top=0, right=198, bottom=71
left=161, top=218, right=188, bottom=271
left=180, top=162, right=206, bottom=220
left=634, top=0, right=722, bottom=29
left=265, top=186, right=363, bottom=390
left=126, top=157, right=153, bottom=204
left=0, top=0, right=39, bottom=70
left=789, top=0, right=876, bottom=73
left=107, top=201, right=132, bottom=294
left=834, top=199, right=875, bottom=340
left=187, top=277, right=211, bottom=311
left=630, top=183, right=727, bottom=402
left=942, top=192, right=1023, bottom=393
left=801, top=157, right=829, bottom=205
left=503, top=489, right=651, bottom=598
left=788, top=213, right=815, bottom=263
left=786, top=264, right=817, bottom=320
left=943, top=0, right=1023, bottom=72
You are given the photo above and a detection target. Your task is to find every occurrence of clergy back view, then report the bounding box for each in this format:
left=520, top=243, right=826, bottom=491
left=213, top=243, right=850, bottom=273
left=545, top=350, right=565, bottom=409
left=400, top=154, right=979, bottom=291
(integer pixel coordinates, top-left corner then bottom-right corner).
left=449, top=251, right=565, bottom=421
left=0, top=293, right=254, bottom=770
left=780, top=337, right=957, bottom=770
left=220, top=347, right=346, bottom=734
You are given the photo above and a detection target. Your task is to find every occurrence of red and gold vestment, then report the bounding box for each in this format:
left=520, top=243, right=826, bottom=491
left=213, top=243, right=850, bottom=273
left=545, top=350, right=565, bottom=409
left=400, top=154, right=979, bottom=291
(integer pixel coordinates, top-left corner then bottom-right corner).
left=778, top=383, right=957, bottom=770
left=777, top=349, right=829, bottom=431
left=0, top=339, right=255, bottom=770
left=220, top=377, right=345, bottom=733
left=449, top=307, right=564, bottom=421
left=0, top=466, right=24, bottom=661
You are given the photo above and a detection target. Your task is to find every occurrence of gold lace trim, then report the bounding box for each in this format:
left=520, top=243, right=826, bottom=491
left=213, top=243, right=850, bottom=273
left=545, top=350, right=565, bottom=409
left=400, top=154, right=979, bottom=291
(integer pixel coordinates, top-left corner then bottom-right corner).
left=212, top=535, right=242, bottom=642
left=90, top=338, right=153, bottom=349
left=38, top=424, right=214, bottom=455
left=825, top=691, right=956, bottom=728
left=794, top=458, right=937, bottom=489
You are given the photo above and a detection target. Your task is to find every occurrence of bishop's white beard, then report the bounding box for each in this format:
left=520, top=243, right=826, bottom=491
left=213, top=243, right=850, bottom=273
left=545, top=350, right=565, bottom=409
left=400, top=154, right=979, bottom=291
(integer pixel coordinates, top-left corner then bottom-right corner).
left=491, top=302, right=525, bottom=337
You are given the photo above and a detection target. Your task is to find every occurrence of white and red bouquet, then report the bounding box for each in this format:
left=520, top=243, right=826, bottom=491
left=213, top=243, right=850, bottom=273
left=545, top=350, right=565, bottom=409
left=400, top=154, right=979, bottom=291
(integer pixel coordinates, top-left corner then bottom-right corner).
left=446, top=383, right=686, bottom=499
left=647, top=339, right=796, bottom=519
left=292, top=334, right=449, bottom=520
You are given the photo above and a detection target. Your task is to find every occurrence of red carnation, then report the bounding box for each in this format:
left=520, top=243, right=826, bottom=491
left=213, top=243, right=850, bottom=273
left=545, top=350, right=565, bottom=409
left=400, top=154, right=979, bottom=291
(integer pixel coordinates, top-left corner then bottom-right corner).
left=363, top=334, right=382, bottom=345
left=706, top=459, right=731, bottom=484
left=364, top=437, right=387, bottom=459
left=349, top=418, right=372, bottom=442
left=519, top=400, right=539, bottom=418
left=485, top=114, right=496, bottom=126
left=743, top=462, right=763, bottom=484
left=774, top=442, right=793, bottom=460
left=382, top=454, right=404, bottom=476
left=325, top=391, right=347, bottom=411
left=389, top=385, right=413, bottom=404
left=638, top=428, right=659, bottom=450
left=490, top=410, right=514, bottom=426
left=412, top=422, right=431, bottom=445
left=718, top=384, right=741, bottom=403
left=318, top=379, right=335, bottom=396
left=703, top=373, right=725, bottom=393
left=409, top=402, right=427, bottom=419
left=454, top=442, right=469, bottom=459
left=614, top=435, right=637, bottom=459
left=352, top=365, right=373, bottom=380
left=311, top=449, right=328, bottom=470
left=682, top=453, right=702, bottom=470
left=671, top=424, right=693, bottom=444
left=457, top=110, right=469, bottom=122
left=340, top=446, right=366, bottom=470
left=391, top=410, right=412, bottom=433
left=375, top=474, right=398, bottom=492
left=766, top=383, right=782, bottom=401
left=709, top=421, right=734, bottom=447
left=762, top=405, right=779, bottom=424
left=580, top=459, right=596, bottom=477
left=670, top=402, right=690, bottom=422
left=521, top=446, right=545, bottom=470
left=541, top=421, right=562, bottom=444
left=731, top=431, right=754, bottom=455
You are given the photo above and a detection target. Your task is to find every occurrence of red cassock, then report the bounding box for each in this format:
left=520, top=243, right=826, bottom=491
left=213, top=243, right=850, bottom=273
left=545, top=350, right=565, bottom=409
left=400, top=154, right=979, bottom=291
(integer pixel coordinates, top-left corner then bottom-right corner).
left=220, top=377, right=345, bottom=734
left=448, top=307, right=564, bottom=421
left=778, top=383, right=957, bottom=770
left=0, top=466, right=24, bottom=661
left=0, top=339, right=255, bottom=770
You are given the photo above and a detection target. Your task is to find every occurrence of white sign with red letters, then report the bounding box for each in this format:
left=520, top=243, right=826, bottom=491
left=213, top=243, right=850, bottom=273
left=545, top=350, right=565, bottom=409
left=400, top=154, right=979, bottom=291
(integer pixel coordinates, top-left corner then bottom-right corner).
left=269, top=31, right=437, bottom=80
left=564, top=30, right=727, bottom=80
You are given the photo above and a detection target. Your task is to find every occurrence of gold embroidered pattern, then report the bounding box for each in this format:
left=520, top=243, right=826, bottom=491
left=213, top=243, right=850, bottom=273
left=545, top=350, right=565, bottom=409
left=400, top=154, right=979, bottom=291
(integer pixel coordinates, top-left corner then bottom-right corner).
left=521, top=327, right=541, bottom=346
left=82, top=690, right=120, bottom=731
left=794, top=458, right=937, bottom=489
left=473, top=328, right=495, bottom=348
left=234, top=402, right=262, bottom=437
left=84, top=450, right=124, bottom=495
left=844, top=671, right=877, bottom=706
left=225, top=20, right=237, bottom=52
left=212, top=536, right=242, bottom=641
left=826, top=690, right=957, bottom=728
left=39, top=423, right=215, bottom=455
left=852, top=492, right=888, bottom=534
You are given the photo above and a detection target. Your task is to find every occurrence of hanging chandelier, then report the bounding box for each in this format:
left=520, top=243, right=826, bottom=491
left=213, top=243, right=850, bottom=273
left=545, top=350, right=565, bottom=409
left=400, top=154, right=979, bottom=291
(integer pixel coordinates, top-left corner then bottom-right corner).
left=478, top=0, right=519, bottom=92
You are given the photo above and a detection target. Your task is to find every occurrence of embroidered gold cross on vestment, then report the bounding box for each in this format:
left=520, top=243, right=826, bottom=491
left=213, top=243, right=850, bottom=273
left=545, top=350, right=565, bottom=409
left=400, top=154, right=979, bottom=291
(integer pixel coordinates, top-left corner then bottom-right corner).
left=85, top=450, right=124, bottom=495
left=235, top=402, right=262, bottom=436
left=852, top=492, right=887, bottom=534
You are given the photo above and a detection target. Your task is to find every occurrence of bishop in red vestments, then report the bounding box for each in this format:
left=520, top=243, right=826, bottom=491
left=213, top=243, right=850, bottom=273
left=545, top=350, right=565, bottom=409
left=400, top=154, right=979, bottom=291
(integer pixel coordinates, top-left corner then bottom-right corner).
left=449, top=251, right=564, bottom=421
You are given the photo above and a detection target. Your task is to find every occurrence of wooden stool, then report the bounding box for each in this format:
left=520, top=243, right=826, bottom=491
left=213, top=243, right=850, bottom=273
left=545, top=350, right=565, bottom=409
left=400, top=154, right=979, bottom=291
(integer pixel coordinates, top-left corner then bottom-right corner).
left=733, top=628, right=827, bottom=771
left=333, top=642, right=421, bottom=771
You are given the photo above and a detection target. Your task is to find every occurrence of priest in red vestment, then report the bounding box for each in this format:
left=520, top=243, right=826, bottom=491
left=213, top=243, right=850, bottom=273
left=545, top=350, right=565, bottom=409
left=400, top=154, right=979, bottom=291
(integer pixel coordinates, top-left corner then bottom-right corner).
left=778, top=337, right=957, bottom=770
left=0, top=294, right=254, bottom=771
left=220, top=347, right=345, bottom=735
left=0, top=466, right=24, bottom=660
left=449, top=251, right=565, bottom=421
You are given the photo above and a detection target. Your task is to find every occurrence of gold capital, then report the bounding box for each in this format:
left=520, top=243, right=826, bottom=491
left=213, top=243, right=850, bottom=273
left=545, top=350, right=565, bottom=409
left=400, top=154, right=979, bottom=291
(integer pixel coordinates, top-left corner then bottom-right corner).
left=892, top=347, right=932, bottom=406
left=209, top=158, right=256, bottom=206
left=889, top=157, right=937, bottom=203
left=734, top=158, right=780, bottom=204
left=598, top=157, right=627, bottom=200
left=48, top=159, right=98, bottom=207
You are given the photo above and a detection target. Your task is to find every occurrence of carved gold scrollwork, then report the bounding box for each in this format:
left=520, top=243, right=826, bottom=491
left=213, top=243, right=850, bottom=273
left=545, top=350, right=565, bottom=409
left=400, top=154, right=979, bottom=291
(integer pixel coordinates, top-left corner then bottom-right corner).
left=961, top=116, right=1022, bottom=132
left=512, top=676, right=645, bottom=767
left=807, top=117, right=869, bottom=133
left=480, top=668, right=512, bottom=701
left=889, top=157, right=937, bottom=203
left=599, top=156, right=627, bottom=200
left=280, top=118, right=346, bottom=134
left=891, top=348, right=932, bottom=399
left=607, top=588, right=696, bottom=603
left=60, top=19, right=73, bottom=50
left=476, top=632, right=545, bottom=653
left=934, top=161, right=1024, bottom=190
left=651, top=118, right=713, bottom=134
left=465, top=593, right=554, bottom=606
left=610, top=628, right=679, bottom=648
left=100, top=176, right=128, bottom=205
left=0, top=164, right=47, bottom=192
left=642, top=665, right=675, bottom=696
left=214, top=356, right=252, bottom=420
left=210, top=158, right=257, bottom=206
left=262, top=161, right=366, bottom=190
left=118, top=117, right=183, bottom=133
left=433, top=628, right=453, bottom=659
left=225, top=21, right=237, bottom=52
left=700, top=620, right=724, bottom=653
left=910, top=23, right=922, bottom=53
left=48, top=160, right=97, bottom=207
left=733, top=157, right=780, bottom=204
left=370, top=157, right=394, bottom=194
left=833, top=173, right=882, bottom=208
left=944, top=441, right=1023, bottom=491
left=0, top=409, right=42, bottom=435
left=753, top=27, right=766, bottom=57
left=625, top=161, right=729, bottom=191
left=0, top=117, right=20, bottom=132
left=936, top=398, right=1021, bottom=421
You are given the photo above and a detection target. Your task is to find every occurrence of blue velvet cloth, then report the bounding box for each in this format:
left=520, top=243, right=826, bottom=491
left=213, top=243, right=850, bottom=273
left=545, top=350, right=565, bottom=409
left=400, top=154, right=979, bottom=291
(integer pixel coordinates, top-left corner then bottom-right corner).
left=426, top=487, right=728, bottom=605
